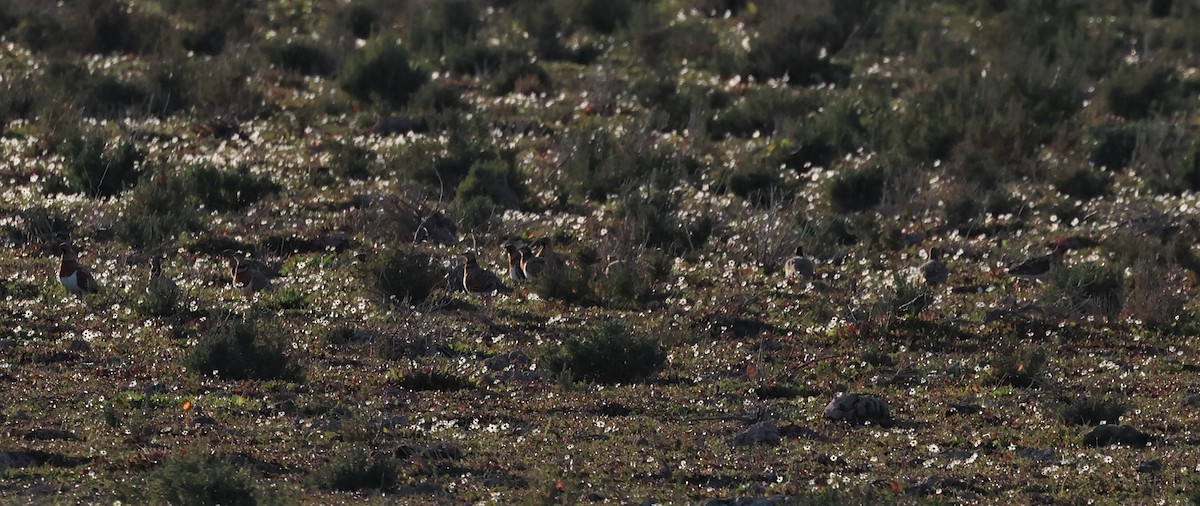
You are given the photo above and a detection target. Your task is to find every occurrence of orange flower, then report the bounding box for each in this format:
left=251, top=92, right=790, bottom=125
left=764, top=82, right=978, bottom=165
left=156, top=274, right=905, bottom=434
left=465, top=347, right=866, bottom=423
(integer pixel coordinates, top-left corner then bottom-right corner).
left=182, top=400, right=193, bottom=411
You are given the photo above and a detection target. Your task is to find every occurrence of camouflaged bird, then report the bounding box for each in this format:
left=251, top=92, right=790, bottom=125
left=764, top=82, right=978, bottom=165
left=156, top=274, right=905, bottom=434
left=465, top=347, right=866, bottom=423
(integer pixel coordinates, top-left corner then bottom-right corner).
left=229, top=256, right=271, bottom=295
left=1008, top=244, right=1068, bottom=281
left=462, top=252, right=510, bottom=294
left=783, top=246, right=814, bottom=280
left=823, top=393, right=892, bottom=426
left=921, top=247, right=949, bottom=287
left=503, top=242, right=526, bottom=281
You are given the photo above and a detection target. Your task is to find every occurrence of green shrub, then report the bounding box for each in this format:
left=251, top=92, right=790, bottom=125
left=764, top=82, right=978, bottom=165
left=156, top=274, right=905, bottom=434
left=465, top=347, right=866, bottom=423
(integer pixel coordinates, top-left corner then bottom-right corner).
left=322, top=325, right=357, bottom=346
left=263, top=39, right=335, bottom=76
left=709, top=86, right=815, bottom=139
left=1088, top=123, right=1139, bottom=171
left=411, top=0, right=481, bottom=55
left=185, top=165, right=280, bottom=212
left=1054, top=166, right=1110, bottom=201
left=362, top=247, right=443, bottom=305
left=829, top=165, right=886, bottom=213
left=114, top=174, right=204, bottom=248
left=337, top=4, right=379, bottom=39
left=593, top=261, right=652, bottom=309
left=339, top=37, right=428, bottom=110
left=326, top=141, right=375, bottom=180
left=393, top=367, right=477, bottom=392
left=1059, top=396, right=1127, bottom=426
left=489, top=60, right=551, bottom=96
left=1048, top=262, right=1125, bottom=319
left=312, top=448, right=397, bottom=492
left=62, top=135, right=145, bottom=197
left=539, top=321, right=665, bottom=384
left=184, top=319, right=301, bottom=381
left=150, top=451, right=258, bottom=506
left=561, top=0, right=631, bottom=34
left=990, top=347, right=1046, bottom=388
left=1098, top=64, right=1177, bottom=120
left=726, top=169, right=781, bottom=207
left=453, top=158, right=523, bottom=228
left=889, top=275, right=931, bottom=320
left=533, top=264, right=593, bottom=305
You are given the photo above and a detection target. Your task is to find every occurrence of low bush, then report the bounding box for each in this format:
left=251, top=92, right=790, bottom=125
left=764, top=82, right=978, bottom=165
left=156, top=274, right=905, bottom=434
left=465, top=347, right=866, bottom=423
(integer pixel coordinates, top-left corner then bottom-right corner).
left=1048, top=262, right=1124, bottom=319
left=392, top=367, right=477, bottom=392
left=150, top=450, right=258, bottom=506
left=1054, top=165, right=1111, bottom=201
left=593, top=261, right=653, bottom=309
left=339, top=37, right=428, bottom=110
left=62, top=135, right=145, bottom=197
left=185, top=165, right=280, bottom=212
left=533, top=264, right=593, bottom=305
left=829, top=165, right=887, bottom=213
left=114, top=174, right=204, bottom=249
left=453, top=158, right=524, bottom=228
left=989, top=347, right=1047, bottom=388
left=1088, top=123, right=1138, bottom=171
left=263, top=39, right=336, bottom=76
left=1098, top=64, right=1177, bottom=120
left=312, top=448, right=397, bottom=492
left=539, top=321, right=665, bottom=384
left=184, top=318, right=302, bottom=381
left=1059, top=395, right=1127, bottom=426
left=361, top=247, right=443, bottom=306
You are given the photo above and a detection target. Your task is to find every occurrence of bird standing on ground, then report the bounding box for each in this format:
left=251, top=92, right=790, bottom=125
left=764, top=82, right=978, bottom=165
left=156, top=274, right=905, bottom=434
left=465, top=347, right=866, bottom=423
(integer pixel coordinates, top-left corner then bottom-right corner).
left=462, top=252, right=510, bottom=294
left=148, top=256, right=180, bottom=299
left=1008, top=245, right=1068, bottom=280
left=503, top=243, right=526, bottom=281
left=229, top=256, right=271, bottom=295
left=783, top=246, right=814, bottom=280
left=58, top=243, right=100, bottom=296
left=520, top=246, right=545, bottom=279
left=532, top=237, right=566, bottom=268
left=921, top=247, right=949, bottom=287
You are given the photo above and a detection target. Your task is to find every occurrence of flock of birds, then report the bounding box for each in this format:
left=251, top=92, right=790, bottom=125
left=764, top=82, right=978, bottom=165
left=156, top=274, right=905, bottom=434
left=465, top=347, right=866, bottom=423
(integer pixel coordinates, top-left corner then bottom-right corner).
left=51, top=232, right=1098, bottom=302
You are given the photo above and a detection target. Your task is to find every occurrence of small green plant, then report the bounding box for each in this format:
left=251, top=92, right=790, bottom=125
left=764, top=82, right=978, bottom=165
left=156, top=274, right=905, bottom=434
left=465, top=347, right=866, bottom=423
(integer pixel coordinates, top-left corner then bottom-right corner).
left=1088, top=123, right=1139, bottom=171
left=184, top=164, right=280, bottom=212
left=453, top=158, right=524, bottom=228
left=1098, top=64, right=1176, bottom=120
left=392, top=367, right=477, bottom=392
left=150, top=450, right=258, bottom=506
left=593, top=261, right=652, bottom=309
left=264, top=286, right=309, bottom=311
left=322, top=325, right=357, bottom=346
left=539, top=321, right=665, bottom=384
left=1059, top=395, right=1127, bottom=426
left=114, top=174, right=204, bottom=248
left=262, top=39, right=335, bottom=76
left=362, top=247, right=443, bottom=306
left=184, top=318, right=301, bottom=381
left=62, top=135, right=145, bottom=197
left=1054, top=165, right=1111, bottom=201
left=989, top=347, right=1046, bottom=388
left=312, top=448, right=397, bottom=492
left=829, top=165, right=886, bottom=213
left=340, top=36, right=428, bottom=110
left=533, top=264, right=593, bottom=305
left=1047, top=262, right=1125, bottom=319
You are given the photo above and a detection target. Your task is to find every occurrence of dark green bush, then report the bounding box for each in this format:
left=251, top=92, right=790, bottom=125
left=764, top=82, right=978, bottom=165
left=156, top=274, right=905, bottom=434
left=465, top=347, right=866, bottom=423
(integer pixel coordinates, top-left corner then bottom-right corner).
left=829, top=165, right=886, bottom=213
left=1059, top=396, right=1127, bottom=426
left=533, top=264, right=593, bottom=305
left=393, top=367, right=477, bottom=392
left=709, top=87, right=815, bottom=139
left=1088, top=123, right=1139, bottom=171
left=150, top=451, right=258, bottom=506
left=337, top=4, right=379, bottom=39
left=453, top=158, right=523, bottom=228
left=489, top=60, right=551, bottom=96
left=1054, top=166, right=1110, bottom=201
left=312, top=448, right=397, bottom=492
left=1098, top=64, right=1177, bottom=120
left=114, top=174, right=203, bottom=248
left=561, top=0, right=631, bottom=34
left=326, top=141, right=375, bottom=180
left=185, top=319, right=301, bottom=381
left=263, top=39, right=335, bottom=76
left=593, top=261, right=653, bottom=309
left=362, top=247, right=443, bottom=305
left=1048, top=262, right=1125, bottom=319
left=539, top=321, right=665, bottom=384
left=62, top=135, right=145, bottom=197
left=726, top=169, right=782, bottom=207
left=990, top=347, right=1046, bottom=388
left=558, top=126, right=672, bottom=201
left=339, top=37, right=428, bottom=110
left=185, top=165, right=280, bottom=212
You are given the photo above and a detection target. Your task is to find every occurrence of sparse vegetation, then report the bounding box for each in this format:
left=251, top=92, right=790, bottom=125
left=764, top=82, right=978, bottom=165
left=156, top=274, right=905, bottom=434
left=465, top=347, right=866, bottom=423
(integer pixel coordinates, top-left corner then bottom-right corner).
left=3, top=1, right=1200, bottom=503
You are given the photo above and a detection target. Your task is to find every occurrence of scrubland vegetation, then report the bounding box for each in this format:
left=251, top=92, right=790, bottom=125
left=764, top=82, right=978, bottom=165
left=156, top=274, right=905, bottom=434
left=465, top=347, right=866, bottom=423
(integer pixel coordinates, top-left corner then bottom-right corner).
left=3, top=0, right=1200, bottom=503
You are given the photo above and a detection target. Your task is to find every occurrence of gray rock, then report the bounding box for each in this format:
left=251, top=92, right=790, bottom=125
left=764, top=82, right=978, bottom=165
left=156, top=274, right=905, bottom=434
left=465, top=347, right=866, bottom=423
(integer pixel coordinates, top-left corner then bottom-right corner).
left=823, top=394, right=892, bottom=426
